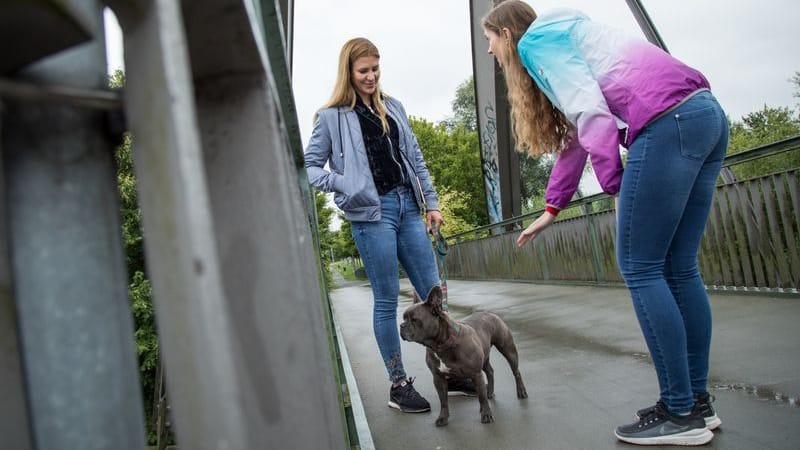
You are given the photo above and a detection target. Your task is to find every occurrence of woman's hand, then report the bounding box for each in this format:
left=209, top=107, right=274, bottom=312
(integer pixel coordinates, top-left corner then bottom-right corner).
left=426, top=210, right=444, bottom=234
left=516, top=212, right=556, bottom=247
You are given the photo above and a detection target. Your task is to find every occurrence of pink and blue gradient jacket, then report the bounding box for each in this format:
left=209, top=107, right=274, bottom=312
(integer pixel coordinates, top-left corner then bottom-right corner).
left=517, top=8, right=710, bottom=210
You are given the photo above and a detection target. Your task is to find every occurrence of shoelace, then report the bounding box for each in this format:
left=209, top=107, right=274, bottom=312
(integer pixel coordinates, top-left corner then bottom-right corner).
left=637, top=403, right=667, bottom=428
left=399, top=378, right=423, bottom=400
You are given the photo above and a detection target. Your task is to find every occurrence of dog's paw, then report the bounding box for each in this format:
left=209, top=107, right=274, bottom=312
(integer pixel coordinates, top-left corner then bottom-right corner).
left=517, top=385, right=528, bottom=399
left=435, top=416, right=449, bottom=427
left=481, top=412, right=494, bottom=424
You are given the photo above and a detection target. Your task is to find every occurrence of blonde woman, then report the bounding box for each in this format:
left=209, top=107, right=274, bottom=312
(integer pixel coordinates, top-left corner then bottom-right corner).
left=483, top=1, right=727, bottom=446
left=304, top=37, right=446, bottom=413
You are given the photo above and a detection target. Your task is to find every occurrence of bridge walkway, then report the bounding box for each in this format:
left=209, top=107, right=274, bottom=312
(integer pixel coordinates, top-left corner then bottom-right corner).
left=331, top=279, right=800, bottom=450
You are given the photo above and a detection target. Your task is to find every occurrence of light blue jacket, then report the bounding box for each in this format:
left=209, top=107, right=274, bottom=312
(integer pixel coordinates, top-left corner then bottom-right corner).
left=304, top=96, right=439, bottom=222
left=518, top=8, right=709, bottom=209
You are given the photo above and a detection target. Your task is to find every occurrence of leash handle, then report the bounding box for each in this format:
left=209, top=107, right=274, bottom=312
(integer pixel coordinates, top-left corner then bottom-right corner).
left=432, top=230, right=449, bottom=303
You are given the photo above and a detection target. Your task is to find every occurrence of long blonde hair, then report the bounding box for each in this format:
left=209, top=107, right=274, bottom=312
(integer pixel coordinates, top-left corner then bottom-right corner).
left=482, top=0, right=571, bottom=156
left=317, top=37, right=390, bottom=134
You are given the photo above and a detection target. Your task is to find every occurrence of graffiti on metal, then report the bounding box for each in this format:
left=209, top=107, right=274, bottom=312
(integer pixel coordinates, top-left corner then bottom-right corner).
left=481, top=102, right=502, bottom=223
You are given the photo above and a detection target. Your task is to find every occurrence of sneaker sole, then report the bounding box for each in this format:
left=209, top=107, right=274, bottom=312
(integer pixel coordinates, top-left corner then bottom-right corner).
left=706, top=415, right=721, bottom=431
left=387, top=401, right=430, bottom=413
left=615, top=427, right=714, bottom=446
left=448, top=391, right=477, bottom=397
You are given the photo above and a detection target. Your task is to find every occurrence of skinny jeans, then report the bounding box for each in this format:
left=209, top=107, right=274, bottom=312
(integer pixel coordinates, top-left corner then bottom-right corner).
left=351, top=185, right=441, bottom=383
left=616, top=90, right=729, bottom=414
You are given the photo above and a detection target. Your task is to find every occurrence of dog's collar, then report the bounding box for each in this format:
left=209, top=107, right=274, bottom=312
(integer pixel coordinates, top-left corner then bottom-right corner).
left=438, top=319, right=461, bottom=350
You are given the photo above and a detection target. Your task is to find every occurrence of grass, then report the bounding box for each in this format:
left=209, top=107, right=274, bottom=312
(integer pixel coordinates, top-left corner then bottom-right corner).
left=331, top=260, right=364, bottom=282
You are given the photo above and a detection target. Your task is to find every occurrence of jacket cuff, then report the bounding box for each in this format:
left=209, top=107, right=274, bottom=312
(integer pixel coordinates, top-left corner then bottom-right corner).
left=330, top=173, right=345, bottom=193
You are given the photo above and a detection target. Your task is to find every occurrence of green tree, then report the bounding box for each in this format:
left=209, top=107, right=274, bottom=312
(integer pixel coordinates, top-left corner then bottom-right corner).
left=446, top=76, right=478, bottom=132
left=331, top=215, right=358, bottom=261
left=315, top=191, right=336, bottom=285
left=519, top=154, right=554, bottom=212
left=434, top=75, right=553, bottom=219
left=727, top=105, right=800, bottom=179
left=410, top=117, right=488, bottom=227
left=436, top=187, right=478, bottom=235
left=109, top=69, right=161, bottom=444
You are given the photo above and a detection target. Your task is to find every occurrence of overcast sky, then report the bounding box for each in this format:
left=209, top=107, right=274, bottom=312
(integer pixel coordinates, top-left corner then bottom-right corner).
left=291, top=0, right=800, bottom=146
left=106, top=1, right=800, bottom=143
left=105, top=0, right=799, bottom=201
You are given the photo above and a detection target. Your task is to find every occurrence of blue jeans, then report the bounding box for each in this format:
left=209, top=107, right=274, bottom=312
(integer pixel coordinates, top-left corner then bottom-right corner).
left=351, top=185, right=440, bottom=383
left=616, top=91, right=728, bottom=414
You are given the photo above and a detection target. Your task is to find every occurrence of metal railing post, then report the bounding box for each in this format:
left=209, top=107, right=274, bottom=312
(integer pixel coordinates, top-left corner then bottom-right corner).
left=0, top=2, right=145, bottom=448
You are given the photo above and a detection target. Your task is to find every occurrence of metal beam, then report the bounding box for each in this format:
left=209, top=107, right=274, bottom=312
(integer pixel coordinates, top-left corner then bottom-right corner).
left=0, top=1, right=92, bottom=75
left=470, top=0, right=517, bottom=225
left=115, top=0, right=252, bottom=447
left=0, top=78, right=122, bottom=110
left=0, top=107, right=33, bottom=450
left=183, top=0, right=347, bottom=446
left=0, top=1, right=145, bottom=448
left=113, top=0, right=347, bottom=447
left=624, top=0, right=669, bottom=51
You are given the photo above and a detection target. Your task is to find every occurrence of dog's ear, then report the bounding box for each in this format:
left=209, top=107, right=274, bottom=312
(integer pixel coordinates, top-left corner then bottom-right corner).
left=425, top=285, right=444, bottom=316
left=412, top=292, right=423, bottom=304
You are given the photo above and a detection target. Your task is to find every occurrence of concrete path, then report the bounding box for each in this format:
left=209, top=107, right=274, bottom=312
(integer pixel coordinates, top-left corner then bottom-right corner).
left=330, top=279, right=800, bottom=450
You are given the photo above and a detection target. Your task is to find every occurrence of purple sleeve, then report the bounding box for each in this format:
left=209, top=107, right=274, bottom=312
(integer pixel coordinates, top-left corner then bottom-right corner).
left=521, top=24, right=624, bottom=208
left=545, top=136, right=588, bottom=210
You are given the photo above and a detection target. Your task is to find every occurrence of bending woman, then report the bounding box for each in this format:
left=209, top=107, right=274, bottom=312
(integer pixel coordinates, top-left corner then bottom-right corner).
left=483, top=2, right=728, bottom=446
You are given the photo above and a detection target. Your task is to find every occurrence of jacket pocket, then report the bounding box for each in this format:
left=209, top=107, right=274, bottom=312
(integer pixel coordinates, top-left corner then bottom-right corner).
left=333, top=179, right=378, bottom=211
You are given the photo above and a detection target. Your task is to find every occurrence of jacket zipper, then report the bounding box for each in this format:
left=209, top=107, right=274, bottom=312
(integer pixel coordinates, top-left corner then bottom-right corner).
left=386, top=136, right=405, bottom=182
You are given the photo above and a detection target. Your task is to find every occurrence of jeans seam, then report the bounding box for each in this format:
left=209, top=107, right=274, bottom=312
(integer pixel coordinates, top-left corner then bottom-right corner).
left=634, top=290, right=671, bottom=404
left=622, top=131, right=648, bottom=277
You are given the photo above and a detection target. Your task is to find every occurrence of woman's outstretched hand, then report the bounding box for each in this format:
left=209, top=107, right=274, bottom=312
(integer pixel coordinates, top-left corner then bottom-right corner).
left=516, top=212, right=556, bottom=247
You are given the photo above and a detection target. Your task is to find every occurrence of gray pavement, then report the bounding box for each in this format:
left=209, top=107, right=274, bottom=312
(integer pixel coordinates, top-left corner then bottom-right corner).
left=330, top=279, right=800, bottom=450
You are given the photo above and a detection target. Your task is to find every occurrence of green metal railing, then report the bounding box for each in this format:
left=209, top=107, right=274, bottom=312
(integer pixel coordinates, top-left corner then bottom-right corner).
left=444, top=136, right=800, bottom=294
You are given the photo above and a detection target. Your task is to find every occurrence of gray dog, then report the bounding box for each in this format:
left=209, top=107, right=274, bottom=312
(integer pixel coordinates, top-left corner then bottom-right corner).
left=399, top=286, right=527, bottom=426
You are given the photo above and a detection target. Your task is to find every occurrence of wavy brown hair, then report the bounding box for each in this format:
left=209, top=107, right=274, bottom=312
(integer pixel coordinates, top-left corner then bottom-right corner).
left=482, top=0, right=571, bottom=156
left=317, top=37, right=390, bottom=134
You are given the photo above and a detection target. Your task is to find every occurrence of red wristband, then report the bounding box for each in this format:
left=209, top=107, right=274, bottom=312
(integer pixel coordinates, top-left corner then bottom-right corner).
left=545, top=206, right=560, bottom=216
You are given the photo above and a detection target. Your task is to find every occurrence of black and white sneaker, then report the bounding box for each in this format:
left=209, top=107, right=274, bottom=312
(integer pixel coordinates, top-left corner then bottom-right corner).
left=617, top=401, right=713, bottom=446
left=636, top=394, right=721, bottom=430
left=693, top=393, right=721, bottom=430
left=388, top=378, right=431, bottom=413
left=447, top=377, right=477, bottom=397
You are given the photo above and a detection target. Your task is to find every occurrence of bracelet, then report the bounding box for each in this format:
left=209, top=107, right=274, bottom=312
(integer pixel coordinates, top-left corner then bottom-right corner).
left=545, top=205, right=560, bottom=216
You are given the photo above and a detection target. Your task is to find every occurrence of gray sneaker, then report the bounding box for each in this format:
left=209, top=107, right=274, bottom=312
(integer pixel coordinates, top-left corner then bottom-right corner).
left=617, top=401, right=713, bottom=446
left=693, top=393, right=721, bottom=430
left=637, top=394, right=721, bottom=430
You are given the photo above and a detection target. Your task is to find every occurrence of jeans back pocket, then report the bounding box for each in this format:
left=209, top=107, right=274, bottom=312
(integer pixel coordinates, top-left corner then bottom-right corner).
left=675, top=104, right=722, bottom=161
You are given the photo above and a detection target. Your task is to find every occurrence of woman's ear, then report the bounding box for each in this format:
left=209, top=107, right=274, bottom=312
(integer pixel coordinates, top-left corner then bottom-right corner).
left=501, top=27, right=513, bottom=45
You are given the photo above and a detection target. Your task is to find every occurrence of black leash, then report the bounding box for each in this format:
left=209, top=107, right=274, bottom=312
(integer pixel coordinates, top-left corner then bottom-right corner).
left=433, top=230, right=449, bottom=303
